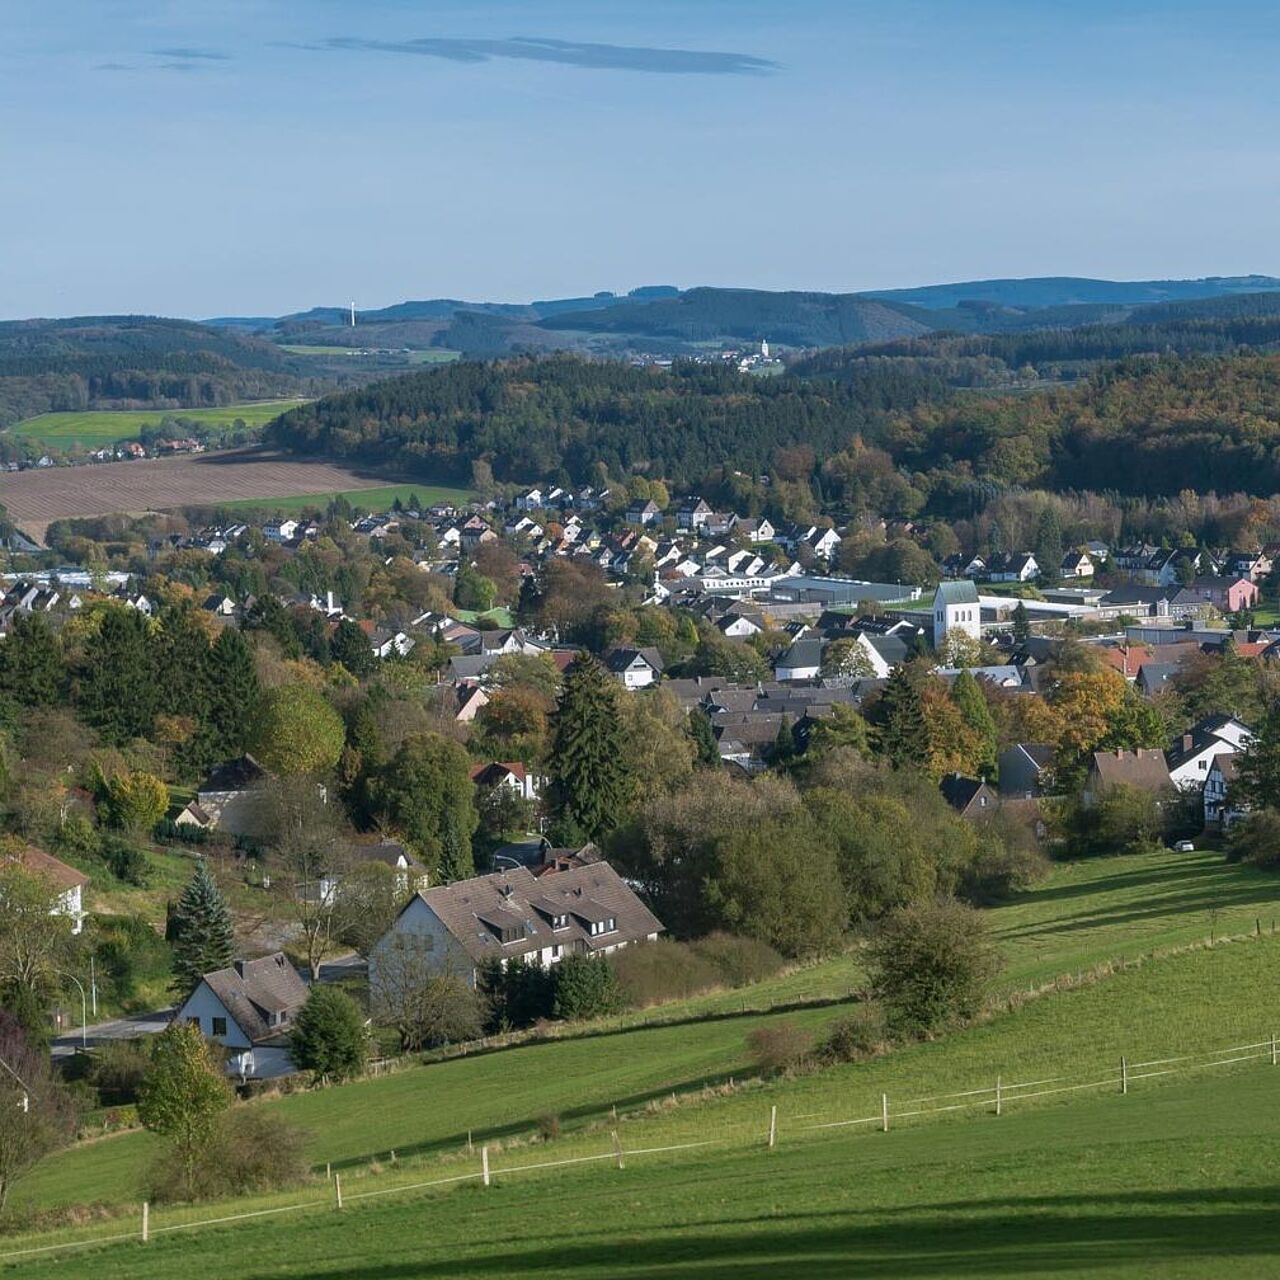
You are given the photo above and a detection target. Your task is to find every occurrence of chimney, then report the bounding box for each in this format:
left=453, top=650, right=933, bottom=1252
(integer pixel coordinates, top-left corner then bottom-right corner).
left=234, top=960, right=246, bottom=978
left=1183, top=734, right=1193, bottom=752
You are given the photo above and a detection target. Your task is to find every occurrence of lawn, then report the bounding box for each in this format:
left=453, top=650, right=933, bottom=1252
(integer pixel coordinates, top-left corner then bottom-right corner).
left=217, top=481, right=473, bottom=515
left=6, top=402, right=306, bottom=450
left=5, top=1063, right=1280, bottom=1277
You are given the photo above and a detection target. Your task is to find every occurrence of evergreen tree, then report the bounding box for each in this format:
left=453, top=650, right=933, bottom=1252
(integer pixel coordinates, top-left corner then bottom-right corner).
left=1236, top=703, right=1280, bottom=811
left=153, top=604, right=212, bottom=721
left=873, top=667, right=928, bottom=769
left=77, top=606, right=157, bottom=744
left=437, top=808, right=474, bottom=883
left=687, top=707, right=720, bottom=768
left=1012, top=600, right=1031, bottom=645
left=1034, top=509, right=1064, bottom=583
left=951, top=670, right=998, bottom=775
left=169, top=862, right=235, bottom=994
left=0, top=613, right=64, bottom=707
left=330, top=618, right=376, bottom=677
left=771, top=713, right=797, bottom=769
left=546, top=654, right=629, bottom=842
left=199, top=628, right=260, bottom=764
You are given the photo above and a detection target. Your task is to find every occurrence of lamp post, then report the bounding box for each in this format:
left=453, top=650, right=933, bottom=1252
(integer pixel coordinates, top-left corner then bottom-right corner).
left=55, top=971, right=88, bottom=1050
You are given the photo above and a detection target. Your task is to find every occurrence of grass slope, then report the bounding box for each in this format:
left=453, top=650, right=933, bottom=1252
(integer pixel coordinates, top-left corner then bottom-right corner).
left=6, top=1067, right=1280, bottom=1277
left=8, top=402, right=305, bottom=449
left=216, top=481, right=474, bottom=514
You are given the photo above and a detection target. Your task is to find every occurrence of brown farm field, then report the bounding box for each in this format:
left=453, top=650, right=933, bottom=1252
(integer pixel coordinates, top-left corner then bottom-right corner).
left=1, top=449, right=417, bottom=543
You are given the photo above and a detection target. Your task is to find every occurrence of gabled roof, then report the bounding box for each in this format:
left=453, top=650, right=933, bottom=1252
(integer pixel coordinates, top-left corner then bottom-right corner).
left=939, top=774, right=995, bottom=815
left=403, top=863, right=661, bottom=964
left=1166, top=715, right=1251, bottom=771
left=934, top=580, right=980, bottom=606
left=604, top=646, right=664, bottom=674
left=1089, top=748, right=1170, bottom=793
left=3, top=845, right=88, bottom=891
left=777, top=638, right=824, bottom=670
left=197, top=953, right=308, bottom=1044
left=198, top=754, right=266, bottom=794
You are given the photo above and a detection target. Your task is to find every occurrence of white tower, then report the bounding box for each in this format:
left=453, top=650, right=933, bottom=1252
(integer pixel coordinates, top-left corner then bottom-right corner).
left=350, top=302, right=357, bottom=328
left=760, top=337, right=770, bottom=359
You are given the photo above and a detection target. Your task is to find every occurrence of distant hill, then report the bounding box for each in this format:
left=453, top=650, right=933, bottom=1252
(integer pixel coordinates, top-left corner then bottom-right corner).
left=861, top=275, right=1280, bottom=311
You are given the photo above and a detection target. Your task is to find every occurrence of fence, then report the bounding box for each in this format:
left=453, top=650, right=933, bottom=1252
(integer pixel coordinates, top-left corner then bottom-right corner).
left=2, top=1029, right=1276, bottom=1268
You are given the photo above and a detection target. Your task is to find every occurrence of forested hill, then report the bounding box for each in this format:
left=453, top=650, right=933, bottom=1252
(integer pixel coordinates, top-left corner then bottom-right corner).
left=0, top=316, right=341, bottom=428
left=269, top=348, right=1280, bottom=509
left=265, top=354, right=944, bottom=488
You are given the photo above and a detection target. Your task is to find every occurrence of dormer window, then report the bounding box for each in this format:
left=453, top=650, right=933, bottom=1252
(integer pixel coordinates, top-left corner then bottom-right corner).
left=590, top=917, right=617, bottom=936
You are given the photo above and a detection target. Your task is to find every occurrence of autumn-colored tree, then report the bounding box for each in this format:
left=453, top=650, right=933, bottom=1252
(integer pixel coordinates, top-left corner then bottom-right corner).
left=1047, top=669, right=1129, bottom=757
left=919, top=682, right=986, bottom=780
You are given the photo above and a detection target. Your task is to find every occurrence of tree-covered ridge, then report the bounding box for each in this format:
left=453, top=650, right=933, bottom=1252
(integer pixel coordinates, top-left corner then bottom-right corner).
left=266, top=354, right=944, bottom=488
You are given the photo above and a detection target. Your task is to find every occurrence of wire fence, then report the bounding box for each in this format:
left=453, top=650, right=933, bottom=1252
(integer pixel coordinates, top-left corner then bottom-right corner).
left=2, top=1029, right=1277, bottom=1268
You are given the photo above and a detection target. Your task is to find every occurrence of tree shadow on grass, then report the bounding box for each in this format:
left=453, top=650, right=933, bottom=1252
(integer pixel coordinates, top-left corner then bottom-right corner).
left=250, top=1186, right=1280, bottom=1279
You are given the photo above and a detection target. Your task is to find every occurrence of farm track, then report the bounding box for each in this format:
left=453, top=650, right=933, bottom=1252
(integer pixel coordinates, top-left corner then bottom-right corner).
left=0, top=448, right=399, bottom=543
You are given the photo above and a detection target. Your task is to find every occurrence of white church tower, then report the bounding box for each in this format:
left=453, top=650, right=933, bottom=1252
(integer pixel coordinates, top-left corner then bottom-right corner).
left=760, top=337, right=770, bottom=359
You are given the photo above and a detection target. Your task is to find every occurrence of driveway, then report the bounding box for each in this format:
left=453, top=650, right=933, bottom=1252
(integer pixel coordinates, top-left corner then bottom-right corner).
left=51, top=1007, right=175, bottom=1058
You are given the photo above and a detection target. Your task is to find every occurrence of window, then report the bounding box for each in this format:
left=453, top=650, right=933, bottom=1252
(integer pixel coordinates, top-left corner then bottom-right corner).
left=211, top=1016, right=228, bottom=1038
left=187, top=1016, right=201, bottom=1029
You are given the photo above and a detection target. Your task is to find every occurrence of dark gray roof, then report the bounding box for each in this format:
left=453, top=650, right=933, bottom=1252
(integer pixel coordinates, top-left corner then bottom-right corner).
left=934, top=580, right=980, bottom=606
left=777, top=638, right=824, bottom=670
left=410, top=863, right=662, bottom=964
left=197, top=953, right=308, bottom=1044
left=199, top=754, right=266, bottom=794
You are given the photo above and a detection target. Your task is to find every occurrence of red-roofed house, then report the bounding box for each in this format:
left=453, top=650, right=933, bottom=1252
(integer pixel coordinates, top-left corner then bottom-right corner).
left=3, top=846, right=88, bottom=934
left=470, top=761, right=539, bottom=801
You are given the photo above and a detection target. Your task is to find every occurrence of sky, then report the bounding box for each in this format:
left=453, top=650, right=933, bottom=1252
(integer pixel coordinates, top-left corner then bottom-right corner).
left=4, top=0, right=1280, bottom=319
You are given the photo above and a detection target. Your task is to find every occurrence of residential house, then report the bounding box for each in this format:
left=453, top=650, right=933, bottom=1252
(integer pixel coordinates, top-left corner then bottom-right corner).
left=1227, top=549, right=1273, bottom=583
left=604, top=646, right=664, bottom=690
left=470, top=761, right=540, bottom=802
left=369, top=863, right=663, bottom=994
left=175, top=953, right=308, bottom=1078
left=932, top=580, right=982, bottom=649
left=1182, top=575, right=1259, bottom=614
left=717, top=612, right=763, bottom=639
left=939, top=774, right=997, bottom=819
left=1061, top=551, right=1095, bottom=579
left=775, top=637, right=824, bottom=682
left=195, top=754, right=268, bottom=835
left=1137, top=662, right=1180, bottom=698
left=998, top=744, right=1056, bottom=799
left=986, top=552, right=1039, bottom=583
left=263, top=519, right=299, bottom=545
left=2, top=846, right=88, bottom=935
left=515, top=488, right=545, bottom=512
left=460, top=516, right=496, bottom=550
left=319, top=840, right=430, bottom=905
left=1082, top=748, right=1172, bottom=807
left=676, top=498, right=713, bottom=531
left=625, top=500, right=661, bottom=527
left=1166, top=714, right=1252, bottom=791
left=202, top=593, right=236, bottom=617
left=736, top=516, right=776, bottom=543
left=1204, top=754, right=1248, bottom=829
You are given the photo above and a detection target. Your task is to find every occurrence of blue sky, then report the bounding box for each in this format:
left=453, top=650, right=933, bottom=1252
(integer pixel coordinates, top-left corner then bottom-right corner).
left=4, top=1, right=1279, bottom=318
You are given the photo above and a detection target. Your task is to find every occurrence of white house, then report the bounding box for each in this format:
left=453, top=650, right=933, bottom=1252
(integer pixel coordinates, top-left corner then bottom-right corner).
left=195, top=754, right=268, bottom=835
left=515, top=488, right=544, bottom=512
left=1204, top=754, right=1247, bottom=829
left=604, top=646, right=663, bottom=690
left=263, top=519, right=299, bottom=545
left=369, top=864, right=663, bottom=996
left=175, top=953, right=309, bottom=1078
left=775, top=637, right=824, bottom=681
left=1166, top=714, right=1252, bottom=791
left=716, top=612, right=763, bottom=639
left=932, top=580, right=982, bottom=650
left=3, top=846, right=88, bottom=935
left=470, top=760, right=540, bottom=802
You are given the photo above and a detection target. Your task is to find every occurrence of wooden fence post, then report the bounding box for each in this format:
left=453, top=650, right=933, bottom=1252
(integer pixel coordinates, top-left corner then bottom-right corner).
left=881, top=1093, right=890, bottom=1133
left=768, top=1105, right=777, bottom=1149
left=482, top=1145, right=491, bottom=1188
left=467, top=1130, right=473, bottom=1154
left=141, top=1201, right=149, bottom=1243
left=334, top=1174, right=343, bottom=1210
left=1271, top=1033, right=1277, bottom=1067
left=612, top=1130, right=625, bottom=1170
left=995, top=1075, right=1002, bottom=1117
left=325, top=1161, right=331, bottom=1180
left=1121, top=1056, right=1129, bottom=1096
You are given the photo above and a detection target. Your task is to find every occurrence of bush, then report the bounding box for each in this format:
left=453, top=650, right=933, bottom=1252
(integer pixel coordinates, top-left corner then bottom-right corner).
left=91, top=914, right=172, bottom=1009
left=867, top=898, right=1002, bottom=1037
left=536, top=1112, right=561, bottom=1141
left=148, top=1109, right=309, bottom=1203
left=290, top=986, right=368, bottom=1083
left=959, top=811, right=1050, bottom=905
left=98, top=836, right=150, bottom=887
left=747, top=1022, right=815, bottom=1075
left=1226, top=809, right=1280, bottom=869
left=551, top=955, right=623, bottom=1021
left=89, top=1039, right=150, bottom=1106
left=689, top=933, right=785, bottom=988
left=480, top=957, right=555, bottom=1032
left=819, top=1004, right=887, bottom=1064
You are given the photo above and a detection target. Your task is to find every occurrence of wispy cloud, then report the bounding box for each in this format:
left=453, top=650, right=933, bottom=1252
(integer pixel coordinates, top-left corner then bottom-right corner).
left=297, top=36, right=779, bottom=76
left=150, top=47, right=230, bottom=62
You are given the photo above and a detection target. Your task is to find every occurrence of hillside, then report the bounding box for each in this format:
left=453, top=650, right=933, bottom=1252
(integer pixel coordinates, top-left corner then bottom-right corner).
left=861, top=274, right=1280, bottom=310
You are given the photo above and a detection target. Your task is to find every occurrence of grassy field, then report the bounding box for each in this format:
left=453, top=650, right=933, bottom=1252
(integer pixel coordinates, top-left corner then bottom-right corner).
left=278, top=346, right=460, bottom=364
left=6, top=402, right=305, bottom=450
left=217, top=481, right=473, bottom=515
left=6, top=1041, right=1280, bottom=1276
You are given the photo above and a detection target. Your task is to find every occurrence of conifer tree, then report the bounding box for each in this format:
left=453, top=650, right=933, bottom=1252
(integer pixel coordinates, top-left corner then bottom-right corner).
left=200, top=628, right=260, bottom=764
left=77, top=606, right=157, bottom=744
left=1012, top=600, right=1031, bottom=645
left=1035, top=509, right=1064, bottom=584
left=874, top=667, right=928, bottom=769
left=0, top=613, right=64, bottom=707
left=169, top=862, right=235, bottom=993
left=688, top=707, right=720, bottom=768
left=437, top=808, right=473, bottom=883
left=951, top=670, right=998, bottom=775
left=546, top=654, right=628, bottom=842
left=153, top=604, right=212, bottom=721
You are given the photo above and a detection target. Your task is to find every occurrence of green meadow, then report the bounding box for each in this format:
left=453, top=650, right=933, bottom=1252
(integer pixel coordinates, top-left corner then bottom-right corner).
left=6, top=401, right=305, bottom=450
left=216, top=481, right=474, bottom=515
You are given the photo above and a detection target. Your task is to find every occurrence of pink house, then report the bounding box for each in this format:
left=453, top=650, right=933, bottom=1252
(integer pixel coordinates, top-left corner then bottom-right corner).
left=1188, top=575, right=1259, bottom=613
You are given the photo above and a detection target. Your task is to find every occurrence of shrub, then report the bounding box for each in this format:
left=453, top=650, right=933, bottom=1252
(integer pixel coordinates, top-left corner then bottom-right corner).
left=1226, top=810, right=1280, bottom=869
left=536, top=1112, right=561, bottom=1141
left=819, top=1004, right=888, bottom=1064
left=290, top=986, right=368, bottom=1083
left=148, top=1109, right=309, bottom=1203
left=607, top=940, right=719, bottom=1008
left=98, top=836, right=150, bottom=887
left=867, top=898, right=1002, bottom=1037
left=103, top=771, right=168, bottom=834
left=551, top=955, right=624, bottom=1021
left=689, top=933, right=785, bottom=988
left=746, top=1021, right=815, bottom=1075
left=89, top=1040, right=150, bottom=1106
left=92, top=914, right=172, bottom=1008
